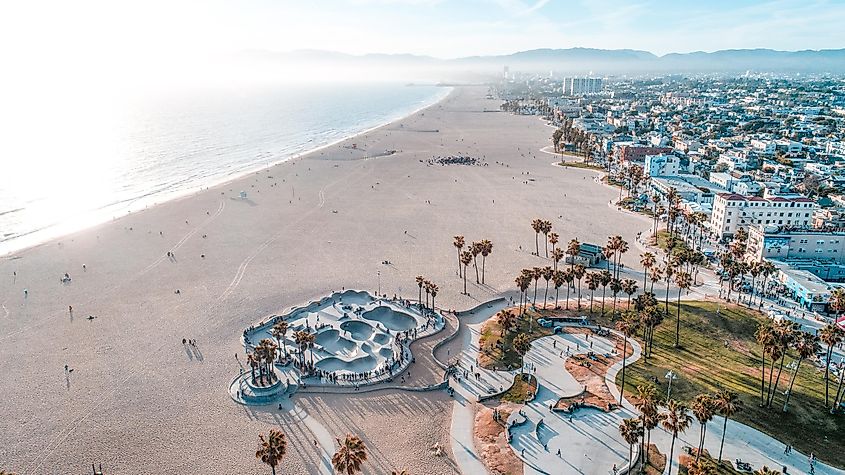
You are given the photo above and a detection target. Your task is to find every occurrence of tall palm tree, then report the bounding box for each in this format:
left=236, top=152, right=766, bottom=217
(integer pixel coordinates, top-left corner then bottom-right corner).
left=247, top=351, right=259, bottom=383
left=470, top=241, right=483, bottom=284
left=429, top=283, right=439, bottom=312
left=768, top=320, right=797, bottom=407
left=651, top=194, right=661, bottom=236
left=618, top=418, right=643, bottom=472
left=552, top=270, right=565, bottom=309
left=567, top=239, right=581, bottom=270
left=538, top=266, right=552, bottom=308
left=616, top=312, right=640, bottom=404
left=599, top=270, right=612, bottom=315
left=659, top=399, right=692, bottom=475
left=256, top=429, right=287, bottom=475
left=563, top=268, right=575, bottom=310
left=541, top=220, right=553, bottom=257
left=293, top=330, right=310, bottom=369
left=480, top=239, right=493, bottom=284
left=603, top=245, right=616, bottom=273
left=714, top=389, right=743, bottom=463
left=782, top=331, right=820, bottom=412
left=460, top=251, right=473, bottom=294
left=549, top=232, right=559, bottom=252
left=610, top=278, right=623, bottom=315
left=513, top=333, right=532, bottom=356
left=332, top=434, right=368, bottom=475
left=531, top=219, right=543, bottom=256
left=415, top=275, right=425, bottom=308
left=573, top=264, right=586, bottom=309
left=622, top=279, right=638, bottom=309
left=271, top=321, right=289, bottom=361
left=755, top=322, right=775, bottom=406
left=691, top=394, right=716, bottom=462
left=673, top=271, right=691, bottom=348
left=634, top=385, right=659, bottom=466
left=424, top=280, right=432, bottom=309
left=585, top=272, right=600, bottom=313
left=531, top=267, right=542, bottom=305
left=452, top=236, right=465, bottom=277
left=649, top=265, right=663, bottom=294
left=664, top=262, right=676, bottom=314
left=820, top=323, right=844, bottom=407
left=497, top=309, right=516, bottom=336
left=551, top=247, right=565, bottom=272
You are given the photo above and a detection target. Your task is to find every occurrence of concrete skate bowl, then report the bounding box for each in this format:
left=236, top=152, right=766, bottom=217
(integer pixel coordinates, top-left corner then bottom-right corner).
left=336, top=290, right=372, bottom=306
left=372, top=332, right=391, bottom=345
left=378, top=346, right=394, bottom=358
left=340, top=320, right=376, bottom=341
left=317, top=354, right=378, bottom=373
left=315, top=329, right=357, bottom=355
left=362, top=306, right=416, bottom=332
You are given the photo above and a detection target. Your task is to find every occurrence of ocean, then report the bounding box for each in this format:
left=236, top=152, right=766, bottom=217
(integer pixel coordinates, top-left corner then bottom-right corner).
left=0, top=82, right=449, bottom=255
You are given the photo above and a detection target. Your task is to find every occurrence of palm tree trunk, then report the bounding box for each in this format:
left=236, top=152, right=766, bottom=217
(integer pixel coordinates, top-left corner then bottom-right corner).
left=834, top=369, right=845, bottom=412
left=766, top=358, right=777, bottom=403
left=628, top=443, right=633, bottom=473
left=760, top=350, right=766, bottom=406
left=782, top=357, right=803, bottom=412
left=474, top=257, right=480, bottom=284
left=535, top=233, right=539, bottom=255
left=544, top=281, right=550, bottom=308
left=481, top=256, right=486, bottom=284
left=696, top=424, right=704, bottom=462
left=565, top=284, right=571, bottom=310
left=668, top=434, right=676, bottom=475
left=555, top=287, right=560, bottom=309
left=718, top=416, right=728, bottom=462
left=769, top=356, right=787, bottom=407
left=533, top=281, right=538, bottom=306
left=577, top=280, right=582, bottom=309
left=462, top=267, right=468, bottom=294
left=642, top=268, right=648, bottom=291
left=456, top=250, right=461, bottom=277
left=600, top=287, right=606, bottom=315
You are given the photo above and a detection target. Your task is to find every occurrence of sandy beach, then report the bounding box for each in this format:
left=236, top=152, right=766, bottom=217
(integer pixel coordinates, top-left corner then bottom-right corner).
left=0, top=86, right=647, bottom=474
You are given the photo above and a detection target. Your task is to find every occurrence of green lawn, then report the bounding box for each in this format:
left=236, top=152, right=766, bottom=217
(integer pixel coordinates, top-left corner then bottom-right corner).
left=655, top=230, right=690, bottom=254
left=559, top=161, right=605, bottom=171
left=501, top=373, right=539, bottom=403
left=618, top=301, right=845, bottom=468
left=479, top=307, right=552, bottom=370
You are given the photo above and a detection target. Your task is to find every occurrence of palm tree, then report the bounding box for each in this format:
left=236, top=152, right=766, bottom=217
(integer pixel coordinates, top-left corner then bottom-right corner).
left=651, top=194, right=661, bottom=236
left=610, top=278, right=623, bottom=315
left=691, top=394, right=715, bottom=462
left=480, top=239, right=493, bottom=284
left=714, top=389, right=743, bottom=463
left=424, top=280, right=432, bottom=309
left=616, top=312, right=640, bottom=404
left=768, top=320, right=797, bottom=407
left=649, top=265, right=663, bottom=294
left=619, top=418, right=643, bottom=472
left=659, top=399, right=692, bottom=475
left=256, top=429, right=287, bottom=475
left=271, top=321, right=289, bottom=361
left=599, top=270, right=612, bottom=315
left=332, top=434, right=368, bottom=475
left=415, top=275, right=425, bottom=308
left=573, top=264, right=586, bottom=309
left=622, top=279, right=638, bottom=309
left=429, top=283, right=439, bottom=312
left=247, top=351, right=259, bottom=383
left=460, top=251, right=473, bottom=294
left=585, top=272, right=600, bottom=313
left=470, top=241, right=483, bottom=284
left=531, top=219, right=543, bottom=255
left=664, top=262, right=675, bottom=314
left=541, top=220, right=553, bottom=257
left=673, top=271, right=691, bottom=348
left=551, top=247, right=565, bottom=272
left=453, top=236, right=465, bottom=277
left=513, top=333, right=532, bottom=356
left=686, top=459, right=716, bottom=475
left=754, top=322, right=774, bottom=405
left=782, top=331, right=820, bottom=412
left=549, top=232, right=559, bottom=252
left=542, top=266, right=553, bottom=308
left=497, top=309, right=516, bottom=336
left=634, top=384, right=659, bottom=465
left=531, top=267, right=542, bottom=305
left=563, top=268, right=575, bottom=310
left=820, top=323, right=844, bottom=407
left=552, top=270, right=565, bottom=309
left=567, top=239, right=581, bottom=270
left=293, top=330, right=310, bottom=369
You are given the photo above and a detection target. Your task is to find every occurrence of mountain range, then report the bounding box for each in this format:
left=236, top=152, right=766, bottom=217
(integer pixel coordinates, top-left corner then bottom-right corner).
left=249, top=47, right=845, bottom=76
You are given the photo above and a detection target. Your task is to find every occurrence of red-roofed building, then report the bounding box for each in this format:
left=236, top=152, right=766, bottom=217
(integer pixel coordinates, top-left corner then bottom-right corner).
left=710, top=193, right=817, bottom=239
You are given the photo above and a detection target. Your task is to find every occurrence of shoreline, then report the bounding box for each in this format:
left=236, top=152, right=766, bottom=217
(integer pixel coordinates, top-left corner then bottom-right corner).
left=0, top=85, right=454, bottom=258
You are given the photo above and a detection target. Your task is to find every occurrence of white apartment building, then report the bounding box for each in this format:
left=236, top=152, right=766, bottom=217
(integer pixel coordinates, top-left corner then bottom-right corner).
left=710, top=193, right=816, bottom=239
left=747, top=225, right=845, bottom=262
left=644, top=154, right=680, bottom=177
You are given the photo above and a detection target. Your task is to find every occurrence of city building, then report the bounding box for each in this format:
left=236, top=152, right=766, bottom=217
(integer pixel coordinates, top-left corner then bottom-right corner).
left=563, top=77, right=603, bottom=96
left=710, top=193, right=816, bottom=239
left=618, top=145, right=673, bottom=163
left=644, top=154, right=681, bottom=177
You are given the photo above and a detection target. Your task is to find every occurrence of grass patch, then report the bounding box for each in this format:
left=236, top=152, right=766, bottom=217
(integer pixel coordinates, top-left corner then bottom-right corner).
left=655, top=230, right=690, bottom=254
left=618, top=300, right=845, bottom=467
left=501, top=373, right=538, bottom=403
left=559, top=161, right=605, bottom=171
left=478, top=307, right=552, bottom=370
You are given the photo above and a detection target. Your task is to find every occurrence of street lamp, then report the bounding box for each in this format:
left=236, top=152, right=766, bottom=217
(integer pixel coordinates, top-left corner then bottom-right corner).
left=377, top=270, right=381, bottom=296
left=665, top=370, right=678, bottom=400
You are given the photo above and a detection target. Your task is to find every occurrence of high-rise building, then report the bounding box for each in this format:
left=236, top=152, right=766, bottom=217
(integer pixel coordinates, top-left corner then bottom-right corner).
left=563, top=77, right=603, bottom=95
